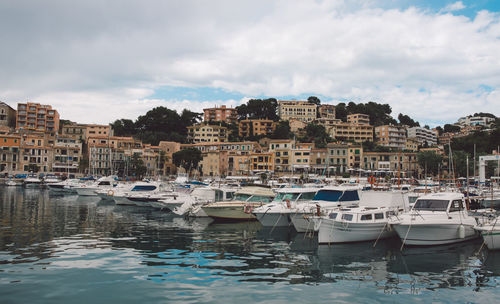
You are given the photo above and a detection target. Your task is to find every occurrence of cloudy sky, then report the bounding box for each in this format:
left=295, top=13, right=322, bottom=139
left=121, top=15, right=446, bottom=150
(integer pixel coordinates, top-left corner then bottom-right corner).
left=1, top=0, right=499, bottom=126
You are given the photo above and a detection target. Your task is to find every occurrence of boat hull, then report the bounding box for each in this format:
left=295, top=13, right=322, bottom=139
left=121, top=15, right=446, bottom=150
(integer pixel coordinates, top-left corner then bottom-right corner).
left=318, top=219, right=394, bottom=244
left=202, top=204, right=261, bottom=221
left=75, top=187, right=98, bottom=196
left=393, top=223, right=479, bottom=246
left=291, top=214, right=316, bottom=233
left=254, top=212, right=294, bottom=227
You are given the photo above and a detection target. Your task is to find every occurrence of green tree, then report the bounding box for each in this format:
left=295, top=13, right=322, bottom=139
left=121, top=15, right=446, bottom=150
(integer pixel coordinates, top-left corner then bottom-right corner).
left=301, top=123, right=331, bottom=148
left=398, top=113, right=420, bottom=127
left=129, top=153, right=147, bottom=178
left=173, top=148, right=202, bottom=173
left=236, top=98, right=279, bottom=121
left=79, top=158, right=89, bottom=174
left=444, top=124, right=460, bottom=133
left=417, top=151, right=443, bottom=176
left=271, top=121, right=292, bottom=139
left=111, top=119, right=136, bottom=136
left=335, top=103, right=347, bottom=121
left=307, top=96, right=321, bottom=105
left=452, top=150, right=473, bottom=177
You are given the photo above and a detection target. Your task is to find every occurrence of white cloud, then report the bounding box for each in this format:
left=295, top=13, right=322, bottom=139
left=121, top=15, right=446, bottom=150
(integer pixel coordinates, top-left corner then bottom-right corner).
left=441, top=1, right=466, bottom=13
left=0, top=0, right=499, bottom=125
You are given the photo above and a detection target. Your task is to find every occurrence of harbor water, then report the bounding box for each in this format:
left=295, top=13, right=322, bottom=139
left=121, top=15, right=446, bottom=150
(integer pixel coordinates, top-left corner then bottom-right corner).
left=1, top=187, right=499, bottom=303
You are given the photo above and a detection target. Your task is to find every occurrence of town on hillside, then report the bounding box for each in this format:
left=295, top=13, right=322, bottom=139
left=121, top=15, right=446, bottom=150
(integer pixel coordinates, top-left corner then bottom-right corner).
left=0, top=98, right=499, bottom=181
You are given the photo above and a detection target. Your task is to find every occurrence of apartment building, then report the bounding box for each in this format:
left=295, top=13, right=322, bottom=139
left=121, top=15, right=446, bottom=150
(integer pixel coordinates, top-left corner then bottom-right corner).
left=158, top=141, right=181, bottom=175
left=203, top=105, right=238, bottom=123
left=407, top=127, right=437, bottom=146
left=290, top=143, right=313, bottom=172
left=268, top=139, right=295, bottom=172
left=277, top=100, right=317, bottom=123
left=347, top=113, right=370, bottom=125
left=0, top=134, right=21, bottom=172
left=239, top=119, right=276, bottom=138
left=330, top=122, right=374, bottom=143
left=0, top=101, right=16, bottom=128
left=405, top=138, right=420, bottom=152
left=375, top=125, right=407, bottom=149
left=61, top=123, right=87, bottom=142
left=182, top=141, right=259, bottom=155
left=327, top=143, right=349, bottom=174
left=16, top=102, right=60, bottom=133
left=187, top=123, right=228, bottom=143
left=457, top=115, right=495, bottom=127
left=250, top=152, right=274, bottom=173
left=19, top=131, right=54, bottom=172
left=85, top=124, right=112, bottom=141
left=310, top=148, right=328, bottom=173
left=363, top=152, right=418, bottom=176
left=227, top=153, right=250, bottom=176
left=318, top=104, right=336, bottom=119
left=347, top=145, right=363, bottom=168
left=52, top=136, right=82, bottom=174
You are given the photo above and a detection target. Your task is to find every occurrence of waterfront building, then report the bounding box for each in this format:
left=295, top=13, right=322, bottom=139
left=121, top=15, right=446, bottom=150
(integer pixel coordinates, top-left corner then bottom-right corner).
left=0, top=101, right=16, bottom=128
left=0, top=134, right=21, bottom=172
left=52, top=136, right=82, bottom=174
left=277, top=100, right=317, bottom=123
left=318, top=104, right=336, bottom=119
left=291, top=143, right=313, bottom=172
left=375, top=125, right=407, bottom=149
left=363, top=152, right=418, bottom=177
left=19, top=131, right=54, bottom=173
left=238, top=119, right=276, bottom=138
left=16, top=102, right=60, bottom=133
left=347, top=144, right=363, bottom=169
left=227, top=153, right=250, bottom=176
left=407, top=127, right=437, bottom=146
left=310, top=148, right=328, bottom=174
left=268, top=139, right=295, bottom=172
left=203, top=105, right=238, bottom=123
left=200, top=150, right=228, bottom=177
left=250, top=152, right=274, bottom=173
left=327, top=143, right=349, bottom=174
left=158, top=141, right=181, bottom=175
left=182, top=141, right=259, bottom=154
left=347, top=113, right=370, bottom=125
left=187, top=123, right=228, bottom=143
left=289, top=119, right=307, bottom=137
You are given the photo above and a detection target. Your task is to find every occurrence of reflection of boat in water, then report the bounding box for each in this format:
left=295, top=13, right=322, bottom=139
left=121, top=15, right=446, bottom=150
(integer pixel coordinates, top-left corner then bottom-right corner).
left=387, top=239, right=480, bottom=275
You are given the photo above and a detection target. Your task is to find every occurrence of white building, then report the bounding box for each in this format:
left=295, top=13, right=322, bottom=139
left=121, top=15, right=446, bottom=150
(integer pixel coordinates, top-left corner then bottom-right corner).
left=457, top=115, right=495, bottom=127
left=407, top=127, right=437, bottom=146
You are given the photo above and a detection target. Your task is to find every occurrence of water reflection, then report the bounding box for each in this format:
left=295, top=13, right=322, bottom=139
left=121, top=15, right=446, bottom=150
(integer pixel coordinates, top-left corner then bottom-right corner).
left=0, top=186, right=499, bottom=303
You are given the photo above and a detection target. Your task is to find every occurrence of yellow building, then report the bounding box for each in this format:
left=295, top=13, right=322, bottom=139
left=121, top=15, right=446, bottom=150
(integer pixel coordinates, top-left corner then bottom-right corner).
left=269, top=139, right=295, bottom=172
left=0, top=134, right=21, bottom=172
left=330, top=122, right=374, bottom=143
left=187, top=123, right=228, bottom=143
left=347, top=113, right=370, bottom=125
left=249, top=152, right=274, bottom=173
left=239, top=119, right=276, bottom=138
left=85, top=124, right=112, bottom=141
left=363, top=152, right=418, bottom=177
left=278, top=100, right=317, bottom=123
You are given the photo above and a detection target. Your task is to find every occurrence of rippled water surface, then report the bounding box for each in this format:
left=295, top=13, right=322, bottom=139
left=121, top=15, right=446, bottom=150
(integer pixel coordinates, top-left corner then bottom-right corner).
left=1, top=187, right=499, bottom=303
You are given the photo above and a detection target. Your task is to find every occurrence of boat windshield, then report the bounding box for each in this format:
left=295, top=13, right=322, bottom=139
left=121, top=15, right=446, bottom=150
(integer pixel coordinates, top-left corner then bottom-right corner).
left=131, top=185, right=157, bottom=191
left=234, top=193, right=252, bottom=201
left=248, top=195, right=273, bottom=203
left=313, top=190, right=359, bottom=202
left=273, top=193, right=300, bottom=202
left=413, top=199, right=449, bottom=211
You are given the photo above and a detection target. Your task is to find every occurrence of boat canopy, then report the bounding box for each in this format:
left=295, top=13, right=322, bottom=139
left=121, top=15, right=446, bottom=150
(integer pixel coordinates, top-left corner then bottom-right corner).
left=313, top=189, right=359, bottom=202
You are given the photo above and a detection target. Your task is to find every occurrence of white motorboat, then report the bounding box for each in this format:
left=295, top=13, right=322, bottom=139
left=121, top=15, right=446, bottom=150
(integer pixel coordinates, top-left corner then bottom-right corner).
left=252, top=187, right=318, bottom=227
left=113, top=181, right=164, bottom=205
left=43, top=175, right=61, bottom=185
left=315, top=192, right=409, bottom=244
left=168, top=186, right=237, bottom=217
left=23, top=174, right=42, bottom=188
left=201, top=186, right=275, bottom=221
left=391, top=192, right=479, bottom=246
left=48, top=178, right=82, bottom=194
left=290, top=185, right=361, bottom=233
left=74, top=176, right=116, bottom=196
left=475, top=217, right=500, bottom=250
left=5, top=179, right=19, bottom=186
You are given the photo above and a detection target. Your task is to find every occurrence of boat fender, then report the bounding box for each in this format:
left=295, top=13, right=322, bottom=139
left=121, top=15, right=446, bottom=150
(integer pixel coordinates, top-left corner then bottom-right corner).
left=107, top=190, right=114, bottom=196
left=316, top=204, right=321, bottom=216
left=244, top=204, right=253, bottom=214
left=458, top=225, right=465, bottom=239
left=286, top=199, right=291, bottom=209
